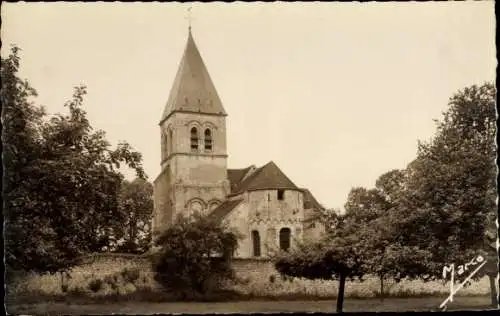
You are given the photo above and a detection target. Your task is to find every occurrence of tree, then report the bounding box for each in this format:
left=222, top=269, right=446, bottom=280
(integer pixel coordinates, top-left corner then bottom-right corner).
left=275, top=212, right=366, bottom=313
left=3, top=46, right=146, bottom=278
left=343, top=173, right=433, bottom=301
left=152, top=212, right=238, bottom=296
left=114, top=178, right=154, bottom=254
left=390, top=82, right=498, bottom=305
left=2, top=45, right=49, bottom=279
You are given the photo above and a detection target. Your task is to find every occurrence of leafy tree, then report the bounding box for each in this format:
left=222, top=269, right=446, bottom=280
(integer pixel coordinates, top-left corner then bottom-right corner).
left=344, top=187, right=387, bottom=223
left=3, top=46, right=146, bottom=278
left=152, top=212, right=238, bottom=296
left=275, top=212, right=366, bottom=313
left=2, top=46, right=48, bottom=277
left=113, top=178, right=153, bottom=254
left=391, top=82, right=498, bottom=305
left=343, top=174, right=433, bottom=300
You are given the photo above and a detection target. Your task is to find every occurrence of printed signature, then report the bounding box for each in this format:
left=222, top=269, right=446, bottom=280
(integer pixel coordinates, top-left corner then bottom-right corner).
left=439, top=255, right=487, bottom=310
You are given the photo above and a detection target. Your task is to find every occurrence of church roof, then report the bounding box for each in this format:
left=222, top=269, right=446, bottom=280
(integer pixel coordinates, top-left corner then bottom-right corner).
left=302, top=188, right=324, bottom=210
left=229, top=161, right=300, bottom=195
left=208, top=198, right=244, bottom=223
left=160, top=29, right=227, bottom=124
left=227, top=166, right=255, bottom=192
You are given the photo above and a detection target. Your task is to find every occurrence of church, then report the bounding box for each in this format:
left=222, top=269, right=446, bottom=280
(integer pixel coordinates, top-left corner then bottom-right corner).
left=153, top=27, right=326, bottom=258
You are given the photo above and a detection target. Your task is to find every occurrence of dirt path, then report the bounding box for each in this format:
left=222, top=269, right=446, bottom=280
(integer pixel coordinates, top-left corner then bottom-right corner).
left=8, top=296, right=495, bottom=314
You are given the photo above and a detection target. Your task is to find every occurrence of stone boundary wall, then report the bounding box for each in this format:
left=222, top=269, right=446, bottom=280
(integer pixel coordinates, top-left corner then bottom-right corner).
left=231, top=258, right=278, bottom=279
left=78, top=253, right=276, bottom=278
left=8, top=253, right=492, bottom=298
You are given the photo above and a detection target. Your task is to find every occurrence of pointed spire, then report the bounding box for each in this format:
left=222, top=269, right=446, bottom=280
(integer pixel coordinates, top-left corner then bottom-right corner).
left=160, top=17, right=227, bottom=124
left=186, top=7, right=193, bottom=32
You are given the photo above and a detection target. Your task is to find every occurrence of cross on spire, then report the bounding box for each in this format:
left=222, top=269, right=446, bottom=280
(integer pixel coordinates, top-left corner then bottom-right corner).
left=185, top=7, right=195, bottom=31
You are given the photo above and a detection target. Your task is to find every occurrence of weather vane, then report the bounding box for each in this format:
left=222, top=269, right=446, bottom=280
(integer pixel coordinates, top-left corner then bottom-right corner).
left=185, top=7, right=195, bottom=31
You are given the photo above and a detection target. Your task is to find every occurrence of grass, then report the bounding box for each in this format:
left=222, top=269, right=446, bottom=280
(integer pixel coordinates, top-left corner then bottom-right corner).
left=7, top=296, right=496, bottom=314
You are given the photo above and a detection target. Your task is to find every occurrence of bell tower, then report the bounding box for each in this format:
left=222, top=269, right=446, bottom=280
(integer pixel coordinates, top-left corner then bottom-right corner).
left=153, top=27, right=230, bottom=238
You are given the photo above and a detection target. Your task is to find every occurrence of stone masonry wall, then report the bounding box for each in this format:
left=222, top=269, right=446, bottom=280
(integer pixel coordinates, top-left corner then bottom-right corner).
left=10, top=253, right=492, bottom=298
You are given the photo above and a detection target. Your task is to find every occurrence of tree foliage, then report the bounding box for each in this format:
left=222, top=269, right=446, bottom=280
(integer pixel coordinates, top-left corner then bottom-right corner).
left=152, top=212, right=238, bottom=295
left=274, top=82, right=498, bottom=310
left=113, top=178, right=153, bottom=254
left=2, top=46, right=146, bottom=275
left=392, top=82, right=497, bottom=279
left=275, top=212, right=366, bottom=313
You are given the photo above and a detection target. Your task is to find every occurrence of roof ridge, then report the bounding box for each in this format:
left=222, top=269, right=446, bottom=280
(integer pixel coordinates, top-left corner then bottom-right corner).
left=230, top=161, right=299, bottom=194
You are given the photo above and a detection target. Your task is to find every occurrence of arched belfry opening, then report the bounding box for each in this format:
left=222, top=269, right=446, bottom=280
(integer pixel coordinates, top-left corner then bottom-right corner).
left=204, top=128, right=212, bottom=151
left=190, top=127, right=199, bottom=151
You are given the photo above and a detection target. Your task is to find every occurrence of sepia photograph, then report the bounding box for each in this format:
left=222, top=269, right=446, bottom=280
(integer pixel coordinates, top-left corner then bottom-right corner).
left=2, top=1, right=498, bottom=314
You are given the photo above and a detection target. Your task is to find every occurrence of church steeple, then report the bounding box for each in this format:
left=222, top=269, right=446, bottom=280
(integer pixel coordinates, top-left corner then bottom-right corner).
left=160, top=27, right=227, bottom=125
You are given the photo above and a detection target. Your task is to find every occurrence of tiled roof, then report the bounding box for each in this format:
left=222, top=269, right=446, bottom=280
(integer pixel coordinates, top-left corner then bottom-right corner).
left=227, top=166, right=254, bottom=193
left=208, top=199, right=244, bottom=222
left=302, top=188, right=324, bottom=210
left=230, top=161, right=299, bottom=195
left=161, top=29, right=226, bottom=123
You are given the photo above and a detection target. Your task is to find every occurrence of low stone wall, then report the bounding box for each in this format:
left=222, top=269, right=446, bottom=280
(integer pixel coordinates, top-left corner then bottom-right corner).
left=8, top=253, right=493, bottom=299
left=78, top=253, right=151, bottom=273
left=232, top=258, right=276, bottom=276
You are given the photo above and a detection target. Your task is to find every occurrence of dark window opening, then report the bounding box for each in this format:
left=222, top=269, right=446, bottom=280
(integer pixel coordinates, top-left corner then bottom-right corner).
left=204, top=128, right=212, bottom=151
left=277, top=190, right=284, bottom=200
left=169, top=129, right=173, bottom=154
left=161, top=132, right=167, bottom=160
left=279, top=228, right=291, bottom=252
left=252, top=230, right=261, bottom=257
left=190, top=127, right=198, bottom=151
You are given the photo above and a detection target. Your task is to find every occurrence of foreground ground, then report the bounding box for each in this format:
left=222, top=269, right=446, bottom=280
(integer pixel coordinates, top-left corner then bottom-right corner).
left=8, top=295, right=496, bottom=314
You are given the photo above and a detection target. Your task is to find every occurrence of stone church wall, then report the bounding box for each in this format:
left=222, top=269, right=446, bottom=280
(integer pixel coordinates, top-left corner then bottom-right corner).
left=153, top=168, right=172, bottom=238
left=221, top=190, right=309, bottom=259
left=246, top=190, right=304, bottom=257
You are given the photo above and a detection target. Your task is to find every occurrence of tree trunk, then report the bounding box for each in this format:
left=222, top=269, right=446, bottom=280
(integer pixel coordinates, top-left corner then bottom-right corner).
left=336, top=274, right=346, bottom=313
left=380, top=276, right=385, bottom=302
left=60, top=271, right=67, bottom=293
left=488, top=274, right=498, bottom=307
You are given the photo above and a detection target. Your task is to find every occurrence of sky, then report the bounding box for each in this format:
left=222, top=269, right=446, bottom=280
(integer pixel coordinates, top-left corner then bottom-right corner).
left=1, top=2, right=496, bottom=211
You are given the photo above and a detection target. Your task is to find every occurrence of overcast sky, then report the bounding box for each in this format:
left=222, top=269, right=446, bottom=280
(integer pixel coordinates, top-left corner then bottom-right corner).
left=2, top=2, right=496, bottom=211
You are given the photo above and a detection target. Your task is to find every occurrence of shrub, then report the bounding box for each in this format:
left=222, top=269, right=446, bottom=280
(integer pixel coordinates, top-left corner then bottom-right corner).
left=104, top=275, right=119, bottom=290
left=153, top=212, right=238, bottom=294
left=121, top=267, right=140, bottom=284
left=68, top=286, right=86, bottom=296
left=88, top=279, right=103, bottom=293
left=269, top=275, right=276, bottom=283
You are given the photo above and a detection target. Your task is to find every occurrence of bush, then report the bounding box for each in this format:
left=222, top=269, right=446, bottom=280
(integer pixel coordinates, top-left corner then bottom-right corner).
left=269, top=275, right=276, bottom=283
left=68, top=286, right=86, bottom=296
left=121, top=267, right=140, bottom=284
left=153, top=212, right=238, bottom=294
left=88, top=279, right=103, bottom=293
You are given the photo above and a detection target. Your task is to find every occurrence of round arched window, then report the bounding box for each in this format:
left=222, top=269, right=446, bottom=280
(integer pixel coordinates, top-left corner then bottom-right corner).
left=204, top=128, right=212, bottom=151
left=190, top=127, right=199, bottom=151
left=279, top=228, right=291, bottom=252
